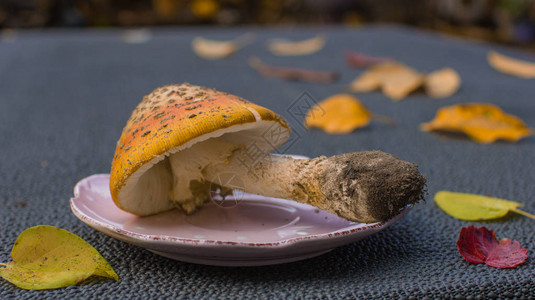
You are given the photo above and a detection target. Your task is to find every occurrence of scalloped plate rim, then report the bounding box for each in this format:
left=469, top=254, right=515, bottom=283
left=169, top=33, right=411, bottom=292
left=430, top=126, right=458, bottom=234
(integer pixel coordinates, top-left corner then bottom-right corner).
left=70, top=173, right=410, bottom=249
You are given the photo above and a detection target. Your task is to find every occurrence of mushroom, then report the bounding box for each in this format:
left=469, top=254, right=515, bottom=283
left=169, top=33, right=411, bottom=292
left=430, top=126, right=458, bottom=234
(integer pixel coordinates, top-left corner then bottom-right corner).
left=110, top=83, right=426, bottom=223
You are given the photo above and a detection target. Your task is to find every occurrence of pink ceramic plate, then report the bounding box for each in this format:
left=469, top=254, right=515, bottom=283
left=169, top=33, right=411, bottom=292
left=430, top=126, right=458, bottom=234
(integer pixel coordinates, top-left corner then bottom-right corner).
left=71, top=163, right=410, bottom=267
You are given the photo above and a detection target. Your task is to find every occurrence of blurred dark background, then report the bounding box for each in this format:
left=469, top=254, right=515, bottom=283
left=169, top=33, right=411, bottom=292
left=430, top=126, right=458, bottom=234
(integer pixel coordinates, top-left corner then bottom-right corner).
left=1, top=0, right=535, bottom=48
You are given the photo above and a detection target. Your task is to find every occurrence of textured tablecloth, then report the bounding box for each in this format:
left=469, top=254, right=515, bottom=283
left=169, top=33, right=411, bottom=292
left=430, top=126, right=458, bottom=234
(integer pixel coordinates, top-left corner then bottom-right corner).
left=1, top=25, right=534, bottom=299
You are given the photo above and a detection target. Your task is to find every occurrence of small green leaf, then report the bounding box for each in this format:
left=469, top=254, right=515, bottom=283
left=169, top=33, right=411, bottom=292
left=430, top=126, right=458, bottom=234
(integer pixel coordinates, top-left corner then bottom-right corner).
left=0, top=225, right=118, bottom=290
left=434, top=191, right=535, bottom=221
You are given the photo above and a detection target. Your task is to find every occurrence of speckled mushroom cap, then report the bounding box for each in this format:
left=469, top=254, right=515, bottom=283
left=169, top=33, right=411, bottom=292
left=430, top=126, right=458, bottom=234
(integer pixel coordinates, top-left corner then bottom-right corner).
left=110, top=83, right=290, bottom=215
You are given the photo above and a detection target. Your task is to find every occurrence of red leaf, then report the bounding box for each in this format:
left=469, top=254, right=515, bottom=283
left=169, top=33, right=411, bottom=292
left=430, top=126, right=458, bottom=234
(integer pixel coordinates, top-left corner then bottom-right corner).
left=457, top=225, right=528, bottom=269
left=345, top=51, right=393, bottom=68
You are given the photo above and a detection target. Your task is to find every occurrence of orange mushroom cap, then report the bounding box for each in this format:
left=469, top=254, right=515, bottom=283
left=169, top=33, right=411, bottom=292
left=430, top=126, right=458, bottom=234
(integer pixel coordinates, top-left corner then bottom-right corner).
left=110, top=83, right=290, bottom=215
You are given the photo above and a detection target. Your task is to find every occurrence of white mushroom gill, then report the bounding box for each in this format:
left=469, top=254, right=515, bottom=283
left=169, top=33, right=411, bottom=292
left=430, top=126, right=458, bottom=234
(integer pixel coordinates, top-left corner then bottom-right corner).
left=168, top=138, right=241, bottom=213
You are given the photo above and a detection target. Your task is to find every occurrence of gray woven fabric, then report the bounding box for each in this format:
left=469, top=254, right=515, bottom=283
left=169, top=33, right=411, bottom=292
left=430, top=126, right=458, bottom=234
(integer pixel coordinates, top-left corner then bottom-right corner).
left=1, top=25, right=534, bottom=299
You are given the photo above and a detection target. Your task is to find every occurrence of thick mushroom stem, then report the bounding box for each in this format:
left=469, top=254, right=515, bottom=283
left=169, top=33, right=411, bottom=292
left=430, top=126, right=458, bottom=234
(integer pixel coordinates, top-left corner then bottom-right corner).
left=203, top=150, right=426, bottom=223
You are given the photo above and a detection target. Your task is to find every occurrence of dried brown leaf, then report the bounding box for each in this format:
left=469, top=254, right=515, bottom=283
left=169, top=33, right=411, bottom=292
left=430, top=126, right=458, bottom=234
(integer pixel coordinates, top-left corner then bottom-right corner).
left=267, top=34, right=326, bottom=56
left=349, top=62, right=424, bottom=101
left=248, top=57, right=338, bottom=83
left=345, top=51, right=393, bottom=68
left=192, top=34, right=254, bottom=59
left=488, top=51, right=535, bottom=78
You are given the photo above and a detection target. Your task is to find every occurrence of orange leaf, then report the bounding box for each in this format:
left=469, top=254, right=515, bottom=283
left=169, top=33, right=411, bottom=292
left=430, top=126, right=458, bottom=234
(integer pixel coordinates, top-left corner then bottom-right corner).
left=421, top=103, right=533, bottom=143
left=305, top=94, right=372, bottom=134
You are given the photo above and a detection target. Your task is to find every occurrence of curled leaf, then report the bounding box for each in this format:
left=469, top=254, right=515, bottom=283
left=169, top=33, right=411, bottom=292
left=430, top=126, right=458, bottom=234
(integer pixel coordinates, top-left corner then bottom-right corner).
left=249, top=57, right=339, bottom=83
left=349, top=62, right=424, bottom=100
left=424, top=68, right=461, bottom=98
left=457, top=225, right=528, bottom=269
left=345, top=51, right=393, bottom=68
left=434, top=191, right=535, bottom=221
left=304, top=94, right=372, bottom=134
left=488, top=51, right=535, bottom=78
left=421, top=103, right=533, bottom=143
left=267, top=34, right=326, bottom=56
left=192, top=34, right=254, bottom=59
left=0, top=225, right=118, bottom=290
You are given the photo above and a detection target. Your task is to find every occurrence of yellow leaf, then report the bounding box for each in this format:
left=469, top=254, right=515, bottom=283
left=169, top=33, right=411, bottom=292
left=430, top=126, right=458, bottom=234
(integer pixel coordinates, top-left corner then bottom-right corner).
left=488, top=51, right=535, bottom=78
left=191, top=34, right=254, bottom=59
left=0, top=225, right=118, bottom=290
left=304, top=94, right=372, bottom=134
left=420, top=103, right=533, bottom=143
left=349, top=62, right=424, bottom=101
left=191, top=0, right=219, bottom=19
left=424, top=68, right=461, bottom=98
left=434, top=191, right=535, bottom=221
left=267, top=34, right=326, bottom=56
